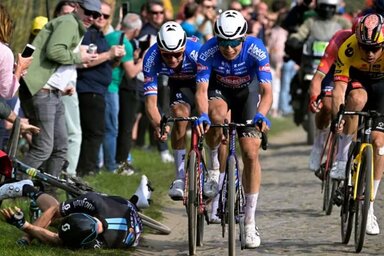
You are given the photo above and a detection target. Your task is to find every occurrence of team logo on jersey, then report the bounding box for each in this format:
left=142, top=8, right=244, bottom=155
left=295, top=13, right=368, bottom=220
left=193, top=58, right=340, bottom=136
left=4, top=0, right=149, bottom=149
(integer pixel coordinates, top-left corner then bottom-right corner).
left=143, top=50, right=157, bottom=73
left=197, top=63, right=208, bottom=71
left=345, top=43, right=354, bottom=57
left=199, top=46, right=218, bottom=61
left=217, top=75, right=251, bottom=88
left=259, top=63, right=270, bottom=72
left=372, top=64, right=381, bottom=71
left=248, top=44, right=267, bottom=61
left=189, top=50, right=198, bottom=61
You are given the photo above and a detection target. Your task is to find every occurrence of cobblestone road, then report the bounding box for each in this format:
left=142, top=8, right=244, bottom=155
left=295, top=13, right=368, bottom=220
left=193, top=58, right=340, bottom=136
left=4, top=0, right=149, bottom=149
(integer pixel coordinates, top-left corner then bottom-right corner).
left=137, top=127, right=383, bottom=256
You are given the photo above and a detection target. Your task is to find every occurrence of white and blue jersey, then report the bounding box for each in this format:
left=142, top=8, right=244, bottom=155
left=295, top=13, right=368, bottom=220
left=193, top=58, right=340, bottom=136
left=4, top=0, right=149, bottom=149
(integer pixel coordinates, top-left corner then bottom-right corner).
left=196, top=36, right=272, bottom=88
left=143, top=37, right=201, bottom=97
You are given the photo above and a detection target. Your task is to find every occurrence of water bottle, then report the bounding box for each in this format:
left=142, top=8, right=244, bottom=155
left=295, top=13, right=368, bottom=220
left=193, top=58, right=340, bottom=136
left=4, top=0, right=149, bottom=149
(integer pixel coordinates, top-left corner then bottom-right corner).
left=29, top=200, right=41, bottom=223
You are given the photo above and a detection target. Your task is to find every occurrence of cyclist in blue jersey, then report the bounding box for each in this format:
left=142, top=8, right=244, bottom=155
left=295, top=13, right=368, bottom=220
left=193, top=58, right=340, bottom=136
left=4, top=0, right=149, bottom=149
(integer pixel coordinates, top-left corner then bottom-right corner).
left=194, top=10, right=273, bottom=249
left=143, top=21, right=214, bottom=201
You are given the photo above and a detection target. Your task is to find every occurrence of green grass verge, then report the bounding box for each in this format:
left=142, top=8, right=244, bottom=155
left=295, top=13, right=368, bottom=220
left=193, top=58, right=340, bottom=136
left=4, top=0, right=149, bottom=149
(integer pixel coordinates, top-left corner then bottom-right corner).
left=0, top=116, right=295, bottom=255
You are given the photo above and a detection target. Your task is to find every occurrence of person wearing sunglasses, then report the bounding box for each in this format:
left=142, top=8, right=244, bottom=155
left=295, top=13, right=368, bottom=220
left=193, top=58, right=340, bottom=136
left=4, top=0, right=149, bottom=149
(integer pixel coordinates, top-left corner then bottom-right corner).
left=332, top=13, right=384, bottom=236
left=194, top=10, right=272, bottom=249
left=0, top=178, right=152, bottom=248
left=143, top=21, right=206, bottom=200
left=18, top=0, right=101, bottom=198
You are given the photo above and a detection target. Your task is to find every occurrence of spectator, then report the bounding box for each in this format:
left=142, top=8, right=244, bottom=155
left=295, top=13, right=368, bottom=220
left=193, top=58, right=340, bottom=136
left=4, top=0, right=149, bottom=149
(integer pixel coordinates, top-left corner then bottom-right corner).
left=28, top=16, right=48, bottom=43
left=196, top=0, right=217, bottom=43
left=180, top=2, right=203, bottom=40
left=102, top=13, right=143, bottom=174
left=18, top=0, right=101, bottom=196
left=76, top=0, right=125, bottom=177
left=52, top=0, right=81, bottom=178
left=0, top=4, right=33, bottom=100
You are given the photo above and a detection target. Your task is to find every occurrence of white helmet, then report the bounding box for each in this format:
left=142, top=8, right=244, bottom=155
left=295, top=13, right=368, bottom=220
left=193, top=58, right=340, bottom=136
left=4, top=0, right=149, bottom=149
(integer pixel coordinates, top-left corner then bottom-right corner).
left=214, top=10, right=248, bottom=40
left=157, top=21, right=187, bottom=52
left=317, top=0, right=338, bottom=6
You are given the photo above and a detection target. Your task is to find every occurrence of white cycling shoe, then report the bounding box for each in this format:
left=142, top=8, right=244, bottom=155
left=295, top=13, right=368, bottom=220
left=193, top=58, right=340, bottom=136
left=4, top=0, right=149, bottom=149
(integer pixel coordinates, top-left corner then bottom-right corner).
left=0, top=180, right=34, bottom=201
left=134, top=175, right=153, bottom=209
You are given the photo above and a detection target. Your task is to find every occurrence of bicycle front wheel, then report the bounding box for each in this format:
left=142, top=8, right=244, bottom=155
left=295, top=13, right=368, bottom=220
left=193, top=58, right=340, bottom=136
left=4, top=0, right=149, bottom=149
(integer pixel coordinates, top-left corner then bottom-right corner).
left=187, top=151, right=198, bottom=255
left=227, top=156, right=236, bottom=256
left=354, top=146, right=373, bottom=253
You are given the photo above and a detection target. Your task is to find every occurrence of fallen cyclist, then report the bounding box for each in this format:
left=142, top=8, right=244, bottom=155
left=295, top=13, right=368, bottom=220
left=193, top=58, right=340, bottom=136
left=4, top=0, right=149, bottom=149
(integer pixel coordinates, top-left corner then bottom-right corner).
left=0, top=176, right=151, bottom=249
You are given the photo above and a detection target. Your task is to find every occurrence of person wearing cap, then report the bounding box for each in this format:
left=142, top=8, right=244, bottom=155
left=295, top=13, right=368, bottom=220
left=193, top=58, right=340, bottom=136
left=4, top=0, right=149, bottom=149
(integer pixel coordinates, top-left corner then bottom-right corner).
left=18, top=0, right=102, bottom=197
left=0, top=177, right=152, bottom=248
left=28, top=16, right=48, bottom=43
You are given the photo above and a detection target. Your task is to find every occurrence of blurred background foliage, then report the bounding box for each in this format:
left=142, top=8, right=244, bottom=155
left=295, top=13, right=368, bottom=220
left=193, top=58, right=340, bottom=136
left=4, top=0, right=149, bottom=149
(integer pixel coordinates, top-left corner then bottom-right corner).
left=2, top=0, right=365, bottom=54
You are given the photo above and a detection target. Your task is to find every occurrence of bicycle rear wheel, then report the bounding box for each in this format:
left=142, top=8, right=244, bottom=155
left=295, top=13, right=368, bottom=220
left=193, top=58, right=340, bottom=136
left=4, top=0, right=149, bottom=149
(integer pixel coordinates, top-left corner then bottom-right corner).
left=187, top=151, right=198, bottom=255
left=341, top=143, right=356, bottom=244
left=354, top=146, right=373, bottom=253
left=227, top=156, right=236, bottom=256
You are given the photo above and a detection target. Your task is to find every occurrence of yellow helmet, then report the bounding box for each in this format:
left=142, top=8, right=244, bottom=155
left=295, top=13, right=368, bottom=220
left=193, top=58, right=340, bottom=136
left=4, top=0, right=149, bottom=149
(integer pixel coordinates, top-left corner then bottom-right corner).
left=31, top=16, right=48, bottom=36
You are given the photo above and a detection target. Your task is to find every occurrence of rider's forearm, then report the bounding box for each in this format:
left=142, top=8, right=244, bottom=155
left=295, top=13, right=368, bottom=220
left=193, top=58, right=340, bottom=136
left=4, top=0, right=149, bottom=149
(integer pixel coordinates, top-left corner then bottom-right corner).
left=145, top=96, right=162, bottom=128
left=195, top=82, right=209, bottom=115
left=258, top=83, right=273, bottom=116
left=310, top=71, right=325, bottom=97
left=332, top=81, right=347, bottom=118
left=21, top=222, right=62, bottom=246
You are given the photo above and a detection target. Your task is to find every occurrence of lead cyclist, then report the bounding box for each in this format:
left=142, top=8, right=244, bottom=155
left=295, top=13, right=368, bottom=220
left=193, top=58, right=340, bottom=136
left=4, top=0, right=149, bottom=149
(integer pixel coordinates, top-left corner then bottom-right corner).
left=194, top=10, right=273, bottom=249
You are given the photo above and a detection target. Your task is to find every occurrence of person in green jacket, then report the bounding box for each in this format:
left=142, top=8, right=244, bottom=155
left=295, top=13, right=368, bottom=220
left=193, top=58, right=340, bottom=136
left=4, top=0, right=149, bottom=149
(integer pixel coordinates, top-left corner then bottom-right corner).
left=18, top=0, right=102, bottom=196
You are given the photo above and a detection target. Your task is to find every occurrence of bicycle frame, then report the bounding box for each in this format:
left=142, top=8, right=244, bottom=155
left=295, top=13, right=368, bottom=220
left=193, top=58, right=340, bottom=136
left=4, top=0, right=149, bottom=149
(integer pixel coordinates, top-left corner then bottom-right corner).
left=160, top=116, right=209, bottom=255
left=352, top=143, right=374, bottom=201
left=211, top=121, right=267, bottom=255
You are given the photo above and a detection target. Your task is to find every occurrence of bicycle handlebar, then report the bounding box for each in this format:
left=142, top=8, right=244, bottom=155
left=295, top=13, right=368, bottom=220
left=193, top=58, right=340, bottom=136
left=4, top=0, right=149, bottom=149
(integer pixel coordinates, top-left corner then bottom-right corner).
left=160, top=116, right=268, bottom=150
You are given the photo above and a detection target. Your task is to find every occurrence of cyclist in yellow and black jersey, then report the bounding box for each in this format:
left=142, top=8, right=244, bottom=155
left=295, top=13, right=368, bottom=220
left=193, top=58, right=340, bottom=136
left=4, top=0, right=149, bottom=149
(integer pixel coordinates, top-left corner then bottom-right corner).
left=332, top=13, right=384, bottom=236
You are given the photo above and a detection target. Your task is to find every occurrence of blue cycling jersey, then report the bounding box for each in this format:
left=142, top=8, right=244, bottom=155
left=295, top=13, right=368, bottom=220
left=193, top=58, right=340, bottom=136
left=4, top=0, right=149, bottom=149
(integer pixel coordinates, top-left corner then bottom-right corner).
left=143, top=37, right=201, bottom=97
left=196, top=36, right=272, bottom=88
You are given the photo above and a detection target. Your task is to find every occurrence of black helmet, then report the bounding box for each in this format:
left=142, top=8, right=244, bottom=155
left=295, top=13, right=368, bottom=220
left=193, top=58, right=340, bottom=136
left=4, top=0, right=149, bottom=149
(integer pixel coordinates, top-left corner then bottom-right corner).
left=316, top=0, right=338, bottom=20
left=375, top=0, right=384, bottom=14
left=58, top=213, right=99, bottom=247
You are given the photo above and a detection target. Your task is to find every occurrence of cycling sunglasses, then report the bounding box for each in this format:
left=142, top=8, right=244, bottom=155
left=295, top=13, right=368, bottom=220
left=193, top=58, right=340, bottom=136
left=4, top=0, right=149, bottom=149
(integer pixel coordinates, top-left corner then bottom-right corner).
left=160, top=51, right=184, bottom=59
left=358, top=43, right=383, bottom=53
left=81, top=5, right=101, bottom=19
left=217, top=38, right=244, bottom=48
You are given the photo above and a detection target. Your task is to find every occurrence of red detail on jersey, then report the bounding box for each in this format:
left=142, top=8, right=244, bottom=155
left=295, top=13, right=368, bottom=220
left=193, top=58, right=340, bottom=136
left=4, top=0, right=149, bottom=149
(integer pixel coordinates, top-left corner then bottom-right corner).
left=259, top=63, right=271, bottom=72
left=197, top=63, right=208, bottom=71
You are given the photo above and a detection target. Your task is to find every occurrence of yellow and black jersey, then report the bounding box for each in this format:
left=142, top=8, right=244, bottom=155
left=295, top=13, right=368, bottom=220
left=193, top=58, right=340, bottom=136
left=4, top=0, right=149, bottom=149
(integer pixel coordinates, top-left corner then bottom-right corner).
left=334, top=34, right=384, bottom=82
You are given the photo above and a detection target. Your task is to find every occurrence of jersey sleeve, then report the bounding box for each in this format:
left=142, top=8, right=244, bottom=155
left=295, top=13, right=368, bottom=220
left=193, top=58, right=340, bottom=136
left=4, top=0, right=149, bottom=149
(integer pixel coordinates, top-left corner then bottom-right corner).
left=196, top=39, right=217, bottom=84
left=334, top=35, right=355, bottom=83
left=143, top=44, right=160, bottom=97
left=248, top=39, right=272, bottom=84
left=60, top=192, right=99, bottom=217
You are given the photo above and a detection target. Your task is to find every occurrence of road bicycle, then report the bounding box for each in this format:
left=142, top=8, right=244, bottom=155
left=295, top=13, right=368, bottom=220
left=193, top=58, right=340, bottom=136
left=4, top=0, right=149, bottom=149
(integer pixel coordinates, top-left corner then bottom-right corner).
left=317, top=122, right=340, bottom=215
left=0, top=118, right=171, bottom=235
left=160, top=116, right=210, bottom=256
left=210, top=120, right=267, bottom=256
left=337, top=106, right=383, bottom=252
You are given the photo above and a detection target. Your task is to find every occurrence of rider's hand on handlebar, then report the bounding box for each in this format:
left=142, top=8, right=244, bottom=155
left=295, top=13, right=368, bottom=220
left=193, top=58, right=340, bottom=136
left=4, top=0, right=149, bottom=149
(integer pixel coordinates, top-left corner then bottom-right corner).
left=252, top=113, right=271, bottom=132
left=309, top=95, right=323, bottom=113
left=194, top=113, right=211, bottom=137
left=155, top=125, right=171, bottom=141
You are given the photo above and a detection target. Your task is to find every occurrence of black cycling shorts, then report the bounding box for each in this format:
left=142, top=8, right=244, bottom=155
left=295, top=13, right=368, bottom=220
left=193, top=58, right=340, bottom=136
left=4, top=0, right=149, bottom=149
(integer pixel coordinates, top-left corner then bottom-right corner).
left=208, top=77, right=260, bottom=138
